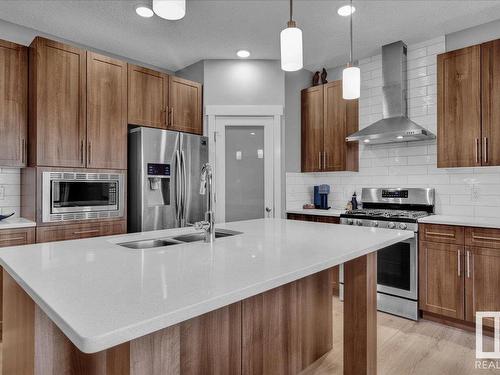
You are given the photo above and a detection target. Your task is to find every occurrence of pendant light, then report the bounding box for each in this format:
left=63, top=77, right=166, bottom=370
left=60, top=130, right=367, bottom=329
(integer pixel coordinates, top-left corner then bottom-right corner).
left=280, top=0, right=303, bottom=72
left=153, top=0, right=186, bottom=20
left=342, top=0, right=360, bottom=99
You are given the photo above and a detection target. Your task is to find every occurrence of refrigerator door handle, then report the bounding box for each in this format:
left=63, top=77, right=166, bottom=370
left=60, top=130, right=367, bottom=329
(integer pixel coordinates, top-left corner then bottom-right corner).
left=181, top=149, right=187, bottom=225
left=175, top=150, right=182, bottom=223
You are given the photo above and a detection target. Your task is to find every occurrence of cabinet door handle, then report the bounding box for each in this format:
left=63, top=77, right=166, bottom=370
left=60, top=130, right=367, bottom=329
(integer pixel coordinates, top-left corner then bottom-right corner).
left=475, top=138, right=480, bottom=164
left=472, top=234, right=500, bottom=242
left=21, top=138, right=26, bottom=164
left=0, top=236, right=25, bottom=242
left=426, top=231, right=454, bottom=238
left=457, top=249, right=461, bottom=277
left=164, top=106, right=168, bottom=126
left=88, top=142, right=92, bottom=166
left=483, top=137, right=488, bottom=164
left=466, top=250, right=471, bottom=278
left=169, top=107, right=174, bottom=127
left=323, top=151, right=326, bottom=168
left=73, top=229, right=100, bottom=235
left=80, top=140, right=84, bottom=165
left=318, top=152, right=322, bottom=170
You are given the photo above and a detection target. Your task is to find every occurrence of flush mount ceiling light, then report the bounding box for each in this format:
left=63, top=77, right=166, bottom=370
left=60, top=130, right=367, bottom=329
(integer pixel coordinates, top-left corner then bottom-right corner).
left=237, top=50, right=251, bottom=58
left=337, top=4, right=356, bottom=17
left=280, top=0, right=303, bottom=72
left=342, top=0, right=360, bottom=99
left=153, top=0, right=186, bottom=20
left=135, top=3, right=154, bottom=18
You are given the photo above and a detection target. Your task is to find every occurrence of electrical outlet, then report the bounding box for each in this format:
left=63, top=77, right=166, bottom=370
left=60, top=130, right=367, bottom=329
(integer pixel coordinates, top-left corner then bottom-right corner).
left=471, top=184, right=480, bottom=201
left=0, top=186, right=4, bottom=201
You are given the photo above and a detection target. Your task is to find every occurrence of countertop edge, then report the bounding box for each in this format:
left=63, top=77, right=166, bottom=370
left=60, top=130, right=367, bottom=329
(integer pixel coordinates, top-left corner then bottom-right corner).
left=1, top=229, right=413, bottom=354
left=418, top=215, right=500, bottom=229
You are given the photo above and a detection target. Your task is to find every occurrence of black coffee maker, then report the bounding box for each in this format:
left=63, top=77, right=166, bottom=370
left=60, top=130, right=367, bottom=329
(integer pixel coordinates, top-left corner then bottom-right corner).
left=313, top=184, right=330, bottom=210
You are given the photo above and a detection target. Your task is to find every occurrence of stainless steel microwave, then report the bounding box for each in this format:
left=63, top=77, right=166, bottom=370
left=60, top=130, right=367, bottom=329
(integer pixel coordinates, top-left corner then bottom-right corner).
left=42, top=171, right=125, bottom=223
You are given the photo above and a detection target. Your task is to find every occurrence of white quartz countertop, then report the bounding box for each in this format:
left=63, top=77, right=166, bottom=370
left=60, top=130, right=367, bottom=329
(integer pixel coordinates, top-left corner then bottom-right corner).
left=286, top=208, right=345, bottom=217
left=0, top=218, right=413, bottom=354
left=0, top=217, right=36, bottom=230
left=418, top=215, right=500, bottom=229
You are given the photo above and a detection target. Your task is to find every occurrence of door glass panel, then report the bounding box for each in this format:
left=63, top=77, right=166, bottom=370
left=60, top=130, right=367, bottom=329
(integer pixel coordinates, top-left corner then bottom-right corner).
left=377, top=242, right=411, bottom=291
left=225, top=126, right=264, bottom=222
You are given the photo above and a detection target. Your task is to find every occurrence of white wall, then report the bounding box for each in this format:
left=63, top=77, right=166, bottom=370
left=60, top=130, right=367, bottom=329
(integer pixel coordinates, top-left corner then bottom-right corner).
left=446, top=18, right=500, bottom=52
left=203, top=60, right=285, bottom=106
left=287, top=35, right=500, bottom=220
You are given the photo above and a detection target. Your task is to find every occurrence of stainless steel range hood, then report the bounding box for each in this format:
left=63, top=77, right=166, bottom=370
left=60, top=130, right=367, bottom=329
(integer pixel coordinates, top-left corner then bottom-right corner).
left=346, top=41, right=435, bottom=145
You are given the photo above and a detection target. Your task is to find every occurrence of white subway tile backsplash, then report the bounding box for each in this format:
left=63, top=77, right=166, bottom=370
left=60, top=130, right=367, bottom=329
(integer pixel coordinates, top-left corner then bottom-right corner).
left=0, top=167, right=21, bottom=216
left=286, top=35, right=500, bottom=219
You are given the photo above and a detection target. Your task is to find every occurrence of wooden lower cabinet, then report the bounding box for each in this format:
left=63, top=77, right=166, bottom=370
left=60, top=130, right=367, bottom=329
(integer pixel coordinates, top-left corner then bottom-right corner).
left=36, top=220, right=126, bottom=243
left=465, top=245, right=500, bottom=327
left=420, top=223, right=500, bottom=329
left=0, top=226, right=35, bottom=338
left=286, top=213, right=340, bottom=295
left=419, top=240, right=464, bottom=319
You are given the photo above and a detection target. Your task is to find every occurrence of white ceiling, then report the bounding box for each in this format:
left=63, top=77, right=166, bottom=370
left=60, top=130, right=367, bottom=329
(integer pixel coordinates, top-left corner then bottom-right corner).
left=1, top=0, right=500, bottom=72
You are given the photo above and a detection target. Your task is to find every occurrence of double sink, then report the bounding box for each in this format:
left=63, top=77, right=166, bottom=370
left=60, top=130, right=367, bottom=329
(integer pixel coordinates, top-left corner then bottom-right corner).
left=118, top=229, right=242, bottom=250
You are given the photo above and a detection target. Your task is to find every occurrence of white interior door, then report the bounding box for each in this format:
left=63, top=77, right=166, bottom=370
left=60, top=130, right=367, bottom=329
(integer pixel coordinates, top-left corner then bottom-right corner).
left=214, top=116, right=274, bottom=223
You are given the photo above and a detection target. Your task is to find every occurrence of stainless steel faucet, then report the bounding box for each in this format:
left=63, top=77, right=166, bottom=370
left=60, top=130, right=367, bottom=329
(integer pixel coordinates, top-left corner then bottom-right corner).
left=195, top=163, right=215, bottom=243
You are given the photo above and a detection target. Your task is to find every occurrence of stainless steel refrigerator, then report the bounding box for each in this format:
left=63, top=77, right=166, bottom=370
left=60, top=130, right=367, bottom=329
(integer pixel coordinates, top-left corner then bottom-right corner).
left=128, top=127, right=209, bottom=233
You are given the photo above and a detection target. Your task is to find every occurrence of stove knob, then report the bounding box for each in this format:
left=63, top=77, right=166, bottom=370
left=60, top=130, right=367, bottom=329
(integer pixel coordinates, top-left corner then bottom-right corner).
left=347, top=219, right=353, bottom=225
left=399, top=223, right=407, bottom=230
left=356, top=220, right=363, bottom=226
left=388, top=222, right=396, bottom=229
left=372, top=221, right=379, bottom=227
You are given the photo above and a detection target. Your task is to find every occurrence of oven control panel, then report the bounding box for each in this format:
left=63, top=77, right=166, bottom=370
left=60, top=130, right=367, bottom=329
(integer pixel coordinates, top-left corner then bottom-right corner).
left=340, top=218, right=417, bottom=232
left=381, top=189, right=408, bottom=198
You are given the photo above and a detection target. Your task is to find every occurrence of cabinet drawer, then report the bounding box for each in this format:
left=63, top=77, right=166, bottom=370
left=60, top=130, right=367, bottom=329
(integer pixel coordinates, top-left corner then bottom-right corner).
left=466, top=227, right=500, bottom=249
left=0, top=227, right=35, bottom=247
left=36, top=220, right=126, bottom=243
left=420, top=224, right=464, bottom=244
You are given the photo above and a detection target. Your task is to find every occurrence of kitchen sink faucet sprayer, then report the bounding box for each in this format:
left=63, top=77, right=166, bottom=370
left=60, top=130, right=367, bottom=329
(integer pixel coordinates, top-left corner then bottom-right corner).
left=195, top=163, right=215, bottom=243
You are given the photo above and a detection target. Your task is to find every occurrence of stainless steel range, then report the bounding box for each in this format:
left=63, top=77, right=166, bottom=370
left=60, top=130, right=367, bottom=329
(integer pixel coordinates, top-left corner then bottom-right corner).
left=339, top=187, right=435, bottom=320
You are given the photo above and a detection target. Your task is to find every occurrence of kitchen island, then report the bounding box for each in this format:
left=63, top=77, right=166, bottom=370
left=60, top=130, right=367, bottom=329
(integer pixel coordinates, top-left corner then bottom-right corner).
left=0, top=218, right=413, bottom=375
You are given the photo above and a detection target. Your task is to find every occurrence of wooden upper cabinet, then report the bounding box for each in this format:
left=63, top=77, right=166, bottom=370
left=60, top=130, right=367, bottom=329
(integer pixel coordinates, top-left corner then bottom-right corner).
left=419, top=241, right=465, bottom=319
left=87, top=52, right=127, bottom=169
left=168, top=76, right=202, bottom=135
left=437, top=45, right=481, bottom=168
left=481, top=39, right=500, bottom=166
left=301, top=81, right=358, bottom=173
left=0, top=39, right=27, bottom=167
left=127, top=64, right=168, bottom=129
left=301, top=85, right=324, bottom=172
left=29, top=37, right=86, bottom=167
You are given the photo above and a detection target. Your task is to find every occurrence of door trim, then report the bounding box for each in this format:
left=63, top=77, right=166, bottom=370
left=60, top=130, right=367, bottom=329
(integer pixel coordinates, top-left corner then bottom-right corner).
left=206, top=105, right=282, bottom=223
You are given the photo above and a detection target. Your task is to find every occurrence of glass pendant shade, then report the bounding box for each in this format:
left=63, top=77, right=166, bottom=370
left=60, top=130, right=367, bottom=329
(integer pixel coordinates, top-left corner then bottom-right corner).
left=153, top=0, right=186, bottom=20
left=342, top=66, right=360, bottom=99
left=280, top=24, right=303, bottom=72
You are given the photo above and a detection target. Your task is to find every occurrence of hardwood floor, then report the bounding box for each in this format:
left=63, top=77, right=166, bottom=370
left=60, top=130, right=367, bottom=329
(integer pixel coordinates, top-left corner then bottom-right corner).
left=301, top=297, right=497, bottom=375
left=0, top=297, right=494, bottom=374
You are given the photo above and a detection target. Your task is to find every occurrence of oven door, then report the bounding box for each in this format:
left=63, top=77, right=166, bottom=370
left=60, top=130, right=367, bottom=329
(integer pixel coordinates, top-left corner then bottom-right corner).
left=376, top=236, right=417, bottom=300
left=51, top=180, right=118, bottom=214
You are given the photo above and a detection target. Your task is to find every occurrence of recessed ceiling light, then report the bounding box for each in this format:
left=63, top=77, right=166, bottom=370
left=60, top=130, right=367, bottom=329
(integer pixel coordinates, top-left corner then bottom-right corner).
left=364, top=139, right=370, bottom=143
left=250, top=132, right=256, bottom=135
left=135, top=5, right=154, bottom=18
left=237, top=50, right=251, bottom=58
left=397, top=135, right=404, bottom=140
left=337, top=5, right=356, bottom=17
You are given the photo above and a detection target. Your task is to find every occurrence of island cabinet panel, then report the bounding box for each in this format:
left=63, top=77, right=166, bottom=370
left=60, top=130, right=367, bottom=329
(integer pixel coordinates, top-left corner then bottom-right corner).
left=87, top=52, right=127, bottom=170
left=419, top=240, right=465, bottom=319
left=168, top=76, right=203, bottom=135
left=127, top=64, right=169, bottom=129
left=0, top=39, right=27, bottom=167
left=29, top=37, right=87, bottom=168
